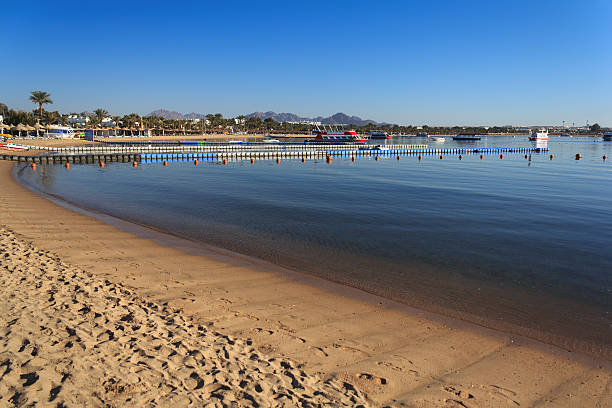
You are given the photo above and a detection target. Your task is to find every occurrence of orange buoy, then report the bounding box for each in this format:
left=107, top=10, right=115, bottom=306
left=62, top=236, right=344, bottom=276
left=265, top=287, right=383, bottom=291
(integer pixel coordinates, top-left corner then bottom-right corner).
left=550, top=154, right=554, bottom=160
left=301, top=157, right=306, bottom=162
left=397, top=155, right=401, bottom=160
left=276, top=158, right=280, bottom=164
left=351, top=156, right=355, bottom=162
left=251, top=158, right=255, bottom=164
left=480, top=154, right=484, bottom=159
left=500, top=154, right=504, bottom=159
left=133, top=161, right=138, bottom=167
left=65, top=162, right=70, bottom=169
left=439, top=155, right=443, bottom=160
left=375, top=156, right=379, bottom=161
left=31, top=163, right=37, bottom=170
left=604, top=155, right=607, bottom=161
left=418, top=155, right=422, bottom=161
left=99, top=161, right=104, bottom=168
left=194, top=159, right=199, bottom=166
left=223, top=159, right=228, bottom=165
left=326, top=156, right=332, bottom=164
left=524, top=155, right=528, bottom=159
left=575, top=153, right=581, bottom=160
left=163, top=161, right=167, bottom=167
left=459, top=155, right=463, bottom=160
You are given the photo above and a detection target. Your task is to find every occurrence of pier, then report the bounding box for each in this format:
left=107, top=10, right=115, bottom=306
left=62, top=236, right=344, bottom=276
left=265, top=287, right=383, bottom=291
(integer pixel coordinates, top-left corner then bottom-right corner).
left=0, top=144, right=550, bottom=164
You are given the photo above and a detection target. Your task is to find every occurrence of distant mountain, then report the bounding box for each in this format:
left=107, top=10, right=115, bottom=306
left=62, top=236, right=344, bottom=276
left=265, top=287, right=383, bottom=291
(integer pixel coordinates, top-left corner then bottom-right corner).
left=246, top=111, right=379, bottom=126
left=149, top=109, right=382, bottom=125
left=321, top=112, right=377, bottom=126
left=148, top=109, right=187, bottom=119
left=245, top=111, right=311, bottom=123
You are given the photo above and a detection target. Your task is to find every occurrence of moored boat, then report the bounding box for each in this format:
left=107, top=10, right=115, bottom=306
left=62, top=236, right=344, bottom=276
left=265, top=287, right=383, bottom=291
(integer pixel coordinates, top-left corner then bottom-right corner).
left=369, top=131, right=391, bottom=140
left=310, top=125, right=366, bottom=143
left=417, top=132, right=428, bottom=137
left=529, top=128, right=549, bottom=141
left=603, top=132, right=612, bottom=141
left=44, top=125, right=76, bottom=139
left=453, top=133, right=481, bottom=141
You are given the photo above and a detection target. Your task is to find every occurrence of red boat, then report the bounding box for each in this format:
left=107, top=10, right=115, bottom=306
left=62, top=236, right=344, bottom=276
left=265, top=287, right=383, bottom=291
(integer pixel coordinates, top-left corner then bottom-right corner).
left=310, top=125, right=366, bottom=143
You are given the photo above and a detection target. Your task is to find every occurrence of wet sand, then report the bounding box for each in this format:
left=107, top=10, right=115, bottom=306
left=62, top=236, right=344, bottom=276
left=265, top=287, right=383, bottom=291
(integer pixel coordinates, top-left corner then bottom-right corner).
left=1, top=160, right=611, bottom=407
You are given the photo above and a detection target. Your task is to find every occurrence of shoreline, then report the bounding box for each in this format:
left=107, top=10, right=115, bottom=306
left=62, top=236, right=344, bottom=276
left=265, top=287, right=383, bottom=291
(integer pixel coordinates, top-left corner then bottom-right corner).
left=2, top=160, right=611, bottom=406
left=14, top=161, right=612, bottom=362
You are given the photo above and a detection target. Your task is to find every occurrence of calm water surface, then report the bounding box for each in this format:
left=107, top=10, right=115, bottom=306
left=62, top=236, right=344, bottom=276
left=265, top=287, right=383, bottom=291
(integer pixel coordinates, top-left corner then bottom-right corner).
left=17, top=136, right=612, bottom=355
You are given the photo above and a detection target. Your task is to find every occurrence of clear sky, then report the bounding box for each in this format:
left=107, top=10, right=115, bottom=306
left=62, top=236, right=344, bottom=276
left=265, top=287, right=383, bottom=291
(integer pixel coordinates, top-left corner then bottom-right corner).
left=3, top=0, right=611, bottom=126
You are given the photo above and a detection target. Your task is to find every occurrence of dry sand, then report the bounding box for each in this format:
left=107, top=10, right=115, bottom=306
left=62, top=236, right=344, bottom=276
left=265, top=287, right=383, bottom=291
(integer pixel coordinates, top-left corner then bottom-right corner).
left=1, top=160, right=611, bottom=407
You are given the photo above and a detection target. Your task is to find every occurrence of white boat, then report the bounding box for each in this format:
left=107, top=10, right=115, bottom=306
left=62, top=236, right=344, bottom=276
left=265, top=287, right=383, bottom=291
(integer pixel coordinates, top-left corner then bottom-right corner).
left=45, top=125, right=76, bottom=139
left=603, top=132, right=612, bottom=141
left=430, top=136, right=445, bottom=142
left=262, top=139, right=280, bottom=143
left=529, top=128, right=549, bottom=141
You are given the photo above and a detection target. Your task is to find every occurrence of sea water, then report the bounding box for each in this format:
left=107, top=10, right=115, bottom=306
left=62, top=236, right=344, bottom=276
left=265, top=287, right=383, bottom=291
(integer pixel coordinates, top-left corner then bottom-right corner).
left=17, top=136, right=612, bottom=355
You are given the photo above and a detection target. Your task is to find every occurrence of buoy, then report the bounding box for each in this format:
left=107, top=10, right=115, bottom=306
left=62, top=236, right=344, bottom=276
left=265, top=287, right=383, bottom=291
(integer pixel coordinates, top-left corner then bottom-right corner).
left=604, top=155, right=607, bottom=161
left=418, top=155, right=422, bottom=161
left=500, top=154, right=504, bottom=159
left=31, top=163, right=36, bottom=170
left=550, top=154, right=554, bottom=160
left=375, top=156, right=379, bottom=161
left=301, top=157, right=306, bottom=162
left=99, top=162, right=104, bottom=168
left=351, top=156, right=355, bottom=162
left=223, top=159, right=228, bottom=165
left=275, top=158, right=280, bottom=164
left=163, top=161, right=167, bottom=167
left=575, top=153, right=581, bottom=160
left=480, top=154, right=484, bottom=159
left=524, top=155, right=528, bottom=159
left=251, top=158, right=255, bottom=164
left=397, top=155, right=401, bottom=160
left=459, top=155, right=463, bottom=160
left=326, top=156, right=332, bottom=164
left=440, top=155, right=443, bottom=160
left=133, top=161, right=138, bottom=167
left=194, top=159, right=199, bottom=166
left=65, top=162, right=70, bottom=169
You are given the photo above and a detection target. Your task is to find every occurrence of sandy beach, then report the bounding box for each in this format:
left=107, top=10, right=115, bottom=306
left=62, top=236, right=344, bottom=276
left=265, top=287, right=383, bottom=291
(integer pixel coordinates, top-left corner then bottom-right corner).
left=1, top=160, right=611, bottom=407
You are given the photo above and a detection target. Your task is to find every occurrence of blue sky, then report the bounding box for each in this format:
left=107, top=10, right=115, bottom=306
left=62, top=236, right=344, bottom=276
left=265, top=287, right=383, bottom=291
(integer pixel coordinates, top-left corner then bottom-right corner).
left=3, top=0, right=611, bottom=126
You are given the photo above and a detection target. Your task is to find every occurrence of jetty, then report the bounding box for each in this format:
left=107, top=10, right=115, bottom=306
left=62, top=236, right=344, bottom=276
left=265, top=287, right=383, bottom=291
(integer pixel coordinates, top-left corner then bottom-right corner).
left=0, top=143, right=550, bottom=164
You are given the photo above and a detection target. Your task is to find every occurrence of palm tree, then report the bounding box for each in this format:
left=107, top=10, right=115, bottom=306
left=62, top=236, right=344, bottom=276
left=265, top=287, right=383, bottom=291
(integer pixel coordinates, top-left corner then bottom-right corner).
left=29, top=91, right=53, bottom=120
left=93, top=108, right=108, bottom=127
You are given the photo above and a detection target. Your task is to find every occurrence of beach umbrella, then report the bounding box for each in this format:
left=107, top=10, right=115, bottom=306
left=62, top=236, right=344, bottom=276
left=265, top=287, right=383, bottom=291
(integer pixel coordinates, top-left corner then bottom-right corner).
left=34, top=123, right=46, bottom=137
left=25, top=125, right=35, bottom=136
left=13, top=123, right=27, bottom=137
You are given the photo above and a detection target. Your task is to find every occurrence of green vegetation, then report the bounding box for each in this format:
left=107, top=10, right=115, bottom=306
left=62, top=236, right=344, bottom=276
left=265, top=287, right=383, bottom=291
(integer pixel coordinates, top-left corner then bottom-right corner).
left=29, top=91, right=53, bottom=119
left=93, top=109, right=109, bottom=127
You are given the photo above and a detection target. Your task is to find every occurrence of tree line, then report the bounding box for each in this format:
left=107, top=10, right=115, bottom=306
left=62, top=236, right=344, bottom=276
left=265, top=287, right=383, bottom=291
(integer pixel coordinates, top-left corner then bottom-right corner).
left=0, top=92, right=607, bottom=135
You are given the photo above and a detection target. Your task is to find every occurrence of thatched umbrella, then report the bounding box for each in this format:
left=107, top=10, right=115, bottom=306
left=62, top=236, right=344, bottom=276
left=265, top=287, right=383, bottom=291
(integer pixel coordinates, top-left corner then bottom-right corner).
left=34, top=123, right=47, bottom=137
left=14, top=123, right=28, bottom=137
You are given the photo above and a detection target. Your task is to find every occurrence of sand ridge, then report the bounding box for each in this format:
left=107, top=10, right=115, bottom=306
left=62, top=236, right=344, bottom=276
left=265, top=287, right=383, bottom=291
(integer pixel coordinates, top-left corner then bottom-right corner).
left=0, top=226, right=369, bottom=407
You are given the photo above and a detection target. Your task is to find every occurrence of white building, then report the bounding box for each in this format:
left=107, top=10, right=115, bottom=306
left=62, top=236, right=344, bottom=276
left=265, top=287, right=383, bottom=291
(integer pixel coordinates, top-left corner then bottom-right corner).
left=68, top=114, right=90, bottom=126
left=101, top=117, right=116, bottom=127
